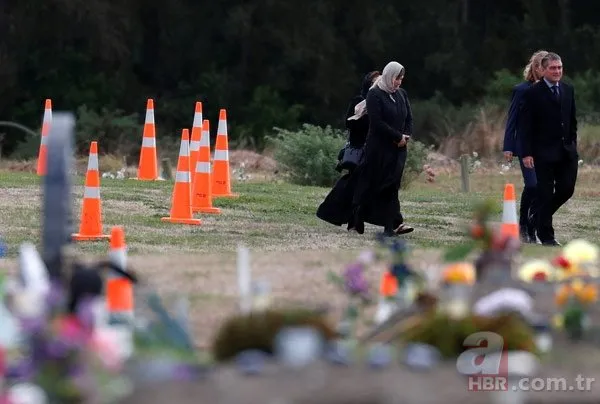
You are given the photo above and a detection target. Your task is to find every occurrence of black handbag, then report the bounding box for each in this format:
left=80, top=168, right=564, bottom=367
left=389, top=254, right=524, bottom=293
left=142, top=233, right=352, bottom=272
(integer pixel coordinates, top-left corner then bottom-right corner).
left=336, top=142, right=364, bottom=172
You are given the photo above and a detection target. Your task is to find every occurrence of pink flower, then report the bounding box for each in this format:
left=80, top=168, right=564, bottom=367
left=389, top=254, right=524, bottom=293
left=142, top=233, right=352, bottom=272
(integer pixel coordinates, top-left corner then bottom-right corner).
left=55, top=316, right=90, bottom=345
left=0, top=346, right=5, bottom=375
left=89, top=328, right=126, bottom=372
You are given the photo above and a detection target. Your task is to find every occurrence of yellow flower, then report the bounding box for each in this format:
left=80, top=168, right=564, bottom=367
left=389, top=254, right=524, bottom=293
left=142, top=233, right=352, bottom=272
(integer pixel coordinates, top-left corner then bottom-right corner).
left=555, top=284, right=571, bottom=306
left=552, top=314, right=564, bottom=329
left=563, top=239, right=599, bottom=277
left=518, top=259, right=553, bottom=282
left=441, top=262, right=476, bottom=285
left=555, top=279, right=598, bottom=307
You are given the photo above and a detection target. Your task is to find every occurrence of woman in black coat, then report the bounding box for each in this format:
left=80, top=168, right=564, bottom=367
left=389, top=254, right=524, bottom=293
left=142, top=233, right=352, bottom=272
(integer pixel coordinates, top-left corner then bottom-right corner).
left=348, top=61, right=414, bottom=237
left=317, top=71, right=388, bottom=227
left=336, top=71, right=381, bottom=172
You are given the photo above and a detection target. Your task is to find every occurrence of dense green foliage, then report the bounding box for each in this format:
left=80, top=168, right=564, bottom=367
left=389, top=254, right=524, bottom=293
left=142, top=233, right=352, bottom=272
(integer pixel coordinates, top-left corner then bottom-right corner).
left=2, top=0, right=600, bottom=160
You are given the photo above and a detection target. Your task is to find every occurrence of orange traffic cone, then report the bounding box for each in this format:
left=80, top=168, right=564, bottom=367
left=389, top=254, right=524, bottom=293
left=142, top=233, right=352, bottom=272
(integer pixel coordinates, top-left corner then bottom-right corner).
left=161, top=129, right=202, bottom=225
left=36, top=99, right=52, bottom=176
left=106, top=225, right=134, bottom=323
left=500, top=183, right=519, bottom=239
left=374, top=272, right=398, bottom=325
left=72, top=141, right=110, bottom=241
left=380, top=272, right=398, bottom=297
left=189, top=102, right=203, bottom=185
left=212, top=109, right=239, bottom=198
left=136, top=98, right=159, bottom=180
left=192, top=119, right=221, bottom=214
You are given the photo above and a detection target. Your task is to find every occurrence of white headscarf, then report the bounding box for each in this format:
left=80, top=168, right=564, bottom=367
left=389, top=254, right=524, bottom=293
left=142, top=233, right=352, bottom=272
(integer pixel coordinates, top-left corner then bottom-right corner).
left=348, top=61, right=405, bottom=120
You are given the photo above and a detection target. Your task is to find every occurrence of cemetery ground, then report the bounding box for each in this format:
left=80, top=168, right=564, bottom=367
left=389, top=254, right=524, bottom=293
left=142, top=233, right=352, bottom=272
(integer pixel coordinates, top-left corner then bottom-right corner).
left=1, top=163, right=600, bottom=353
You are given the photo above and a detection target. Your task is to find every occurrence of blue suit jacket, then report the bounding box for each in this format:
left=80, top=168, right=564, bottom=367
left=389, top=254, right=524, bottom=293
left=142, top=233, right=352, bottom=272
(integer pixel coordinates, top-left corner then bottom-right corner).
left=503, top=81, right=532, bottom=157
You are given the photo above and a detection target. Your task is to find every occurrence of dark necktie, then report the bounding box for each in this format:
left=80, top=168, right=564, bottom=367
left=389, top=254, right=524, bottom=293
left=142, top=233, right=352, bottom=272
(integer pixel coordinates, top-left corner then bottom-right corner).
left=551, top=85, right=560, bottom=102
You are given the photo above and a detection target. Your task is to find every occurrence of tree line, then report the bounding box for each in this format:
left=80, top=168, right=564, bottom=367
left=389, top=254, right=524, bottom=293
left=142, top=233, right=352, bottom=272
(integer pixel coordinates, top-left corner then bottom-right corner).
left=1, top=0, right=600, bottom=158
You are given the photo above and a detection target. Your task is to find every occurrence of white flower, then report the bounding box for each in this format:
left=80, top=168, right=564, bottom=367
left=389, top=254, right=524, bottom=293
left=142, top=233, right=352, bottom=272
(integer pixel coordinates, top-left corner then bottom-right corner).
left=473, top=288, right=534, bottom=320
left=8, top=383, right=48, bottom=404
left=12, top=290, right=46, bottom=318
left=358, top=250, right=376, bottom=264
left=472, top=151, right=478, bottom=158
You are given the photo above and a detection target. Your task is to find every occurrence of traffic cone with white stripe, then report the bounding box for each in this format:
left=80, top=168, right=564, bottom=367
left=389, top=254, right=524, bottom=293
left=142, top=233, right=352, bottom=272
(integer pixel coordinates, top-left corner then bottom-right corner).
left=72, top=141, right=110, bottom=241
left=189, top=102, right=203, bottom=185
left=136, top=98, right=159, bottom=180
left=500, top=183, right=519, bottom=239
left=192, top=119, right=221, bottom=214
left=212, top=109, right=239, bottom=198
left=374, top=272, right=398, bottom=325
left=161, top=129, right=202, bottom=225
left=106, top=226, right=134, bottom=324
left=36, top=99, right=52, bottom=176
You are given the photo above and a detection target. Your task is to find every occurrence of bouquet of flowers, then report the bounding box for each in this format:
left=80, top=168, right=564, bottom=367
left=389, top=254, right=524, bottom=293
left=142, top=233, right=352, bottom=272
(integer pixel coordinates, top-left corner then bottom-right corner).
left=0, top=244, right=207, bottom=403
left=1, top=272, right=131, bottom=403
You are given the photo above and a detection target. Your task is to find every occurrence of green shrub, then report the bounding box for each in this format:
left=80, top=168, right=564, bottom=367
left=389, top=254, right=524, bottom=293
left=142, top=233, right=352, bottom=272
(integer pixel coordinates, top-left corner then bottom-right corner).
left=211, top=308, right=338, bottom=362
left=267, top=123, right=346, bottom=187
left=402, top=140, right=429, bottom=190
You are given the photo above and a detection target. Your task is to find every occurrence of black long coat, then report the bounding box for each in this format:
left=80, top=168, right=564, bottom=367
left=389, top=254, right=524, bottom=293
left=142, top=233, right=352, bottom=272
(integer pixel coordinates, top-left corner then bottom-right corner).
left=317, top=86, right=413, bottom=229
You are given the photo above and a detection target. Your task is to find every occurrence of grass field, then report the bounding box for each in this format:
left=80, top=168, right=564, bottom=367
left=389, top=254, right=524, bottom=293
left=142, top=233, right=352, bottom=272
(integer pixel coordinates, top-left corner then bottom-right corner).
left=1, top=166, right=600, bottom=346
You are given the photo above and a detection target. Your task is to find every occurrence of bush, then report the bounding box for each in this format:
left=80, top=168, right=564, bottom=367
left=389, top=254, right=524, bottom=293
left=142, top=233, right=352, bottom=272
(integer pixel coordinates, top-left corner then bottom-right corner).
left=211, top=309, right=337, bottom=362
left=402, top=140, right=429, bottom=190
left=267, top=123, right=346, bottom=187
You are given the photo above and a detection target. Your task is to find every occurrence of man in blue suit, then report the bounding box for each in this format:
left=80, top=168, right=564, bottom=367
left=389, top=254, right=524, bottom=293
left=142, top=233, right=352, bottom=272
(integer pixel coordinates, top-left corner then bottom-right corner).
left=503, top=50, right=548, bottom=243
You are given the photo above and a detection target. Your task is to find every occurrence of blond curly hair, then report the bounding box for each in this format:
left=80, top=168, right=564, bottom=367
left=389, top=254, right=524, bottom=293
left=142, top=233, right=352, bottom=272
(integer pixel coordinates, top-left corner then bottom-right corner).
left=523, top=50, right=549, bottom=82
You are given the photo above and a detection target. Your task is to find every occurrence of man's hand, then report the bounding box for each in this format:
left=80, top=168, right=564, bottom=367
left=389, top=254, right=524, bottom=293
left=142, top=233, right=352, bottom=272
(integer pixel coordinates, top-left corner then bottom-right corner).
left=503, top=151, right=513, bottom=162
left=522, top=156, right=534, bottom=168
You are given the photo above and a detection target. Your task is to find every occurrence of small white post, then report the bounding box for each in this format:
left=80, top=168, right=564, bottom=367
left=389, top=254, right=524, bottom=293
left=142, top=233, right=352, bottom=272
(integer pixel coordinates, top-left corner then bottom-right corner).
left=237, top=244, right=252, bottom=313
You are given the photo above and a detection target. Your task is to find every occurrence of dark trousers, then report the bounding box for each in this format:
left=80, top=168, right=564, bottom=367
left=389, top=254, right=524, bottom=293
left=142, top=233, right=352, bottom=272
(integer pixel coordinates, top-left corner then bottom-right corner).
left=518, top=158, right=537, bottom=226
left=533, top=154, right=578, bottom=242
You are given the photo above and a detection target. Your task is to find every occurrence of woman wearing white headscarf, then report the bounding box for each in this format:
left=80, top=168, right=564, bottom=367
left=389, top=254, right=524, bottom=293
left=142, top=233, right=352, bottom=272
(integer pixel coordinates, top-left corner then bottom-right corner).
left=348, top=61, right=414, bottom=237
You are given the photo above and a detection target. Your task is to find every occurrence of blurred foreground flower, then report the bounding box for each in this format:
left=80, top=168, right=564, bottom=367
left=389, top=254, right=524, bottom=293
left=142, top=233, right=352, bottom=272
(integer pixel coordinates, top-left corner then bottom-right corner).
left=518, top=259, right=553, bottom=282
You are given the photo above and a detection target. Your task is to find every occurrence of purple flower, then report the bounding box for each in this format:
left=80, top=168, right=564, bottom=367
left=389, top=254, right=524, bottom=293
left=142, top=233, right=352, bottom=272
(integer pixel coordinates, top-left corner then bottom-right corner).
left=18, top=316, right=46, bottom=334
left=5, top=358, right=35, bottom=381
left=343, top=264, right=369, bottom=295
left=173, top=363, right=203, bottom=381
left=45, top=339, right=72, bottom=359
left=46, top=281, right=66, bottom=310
left=75, top=297, right=97, bottom=331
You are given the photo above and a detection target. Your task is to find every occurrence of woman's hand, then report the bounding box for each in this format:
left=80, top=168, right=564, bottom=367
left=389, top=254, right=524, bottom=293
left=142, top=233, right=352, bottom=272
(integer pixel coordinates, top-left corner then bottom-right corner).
left=396, top=134, right=410, bottom=147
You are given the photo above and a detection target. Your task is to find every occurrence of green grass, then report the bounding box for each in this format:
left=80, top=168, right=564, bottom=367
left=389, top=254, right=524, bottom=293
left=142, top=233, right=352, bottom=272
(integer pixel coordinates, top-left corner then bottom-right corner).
left=1, top=167, right=599, bottom=259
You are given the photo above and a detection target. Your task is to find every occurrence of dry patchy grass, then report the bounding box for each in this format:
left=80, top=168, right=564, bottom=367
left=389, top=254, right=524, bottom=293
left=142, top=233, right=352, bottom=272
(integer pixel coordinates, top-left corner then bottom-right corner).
left=1, top=167, right=600, bottom=347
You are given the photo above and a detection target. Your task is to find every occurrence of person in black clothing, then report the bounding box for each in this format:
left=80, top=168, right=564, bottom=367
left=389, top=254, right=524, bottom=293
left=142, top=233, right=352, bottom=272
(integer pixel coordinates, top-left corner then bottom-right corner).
left=317, top=70, right=402, bottom=230
left=520, top=52, right=578, bottom=246
left=336, top=71, right=381, bottom=172
left=502, top=50, right=548, bottom=243
left=348, top=61, right=414, bottom=237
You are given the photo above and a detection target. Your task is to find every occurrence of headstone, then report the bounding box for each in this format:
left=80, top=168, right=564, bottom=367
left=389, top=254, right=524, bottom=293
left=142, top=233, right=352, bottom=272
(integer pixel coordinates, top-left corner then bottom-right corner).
left=235, top=350, right=268, bottom=375
left=324, top=340, right=353, bottom=366
left=274, top=327, right=323, bottom=369
left=403, top=343, right=441, bottom=371
left=367, top=343, right=394, bottom=369
left=42, top=112, right=76, bottom=279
